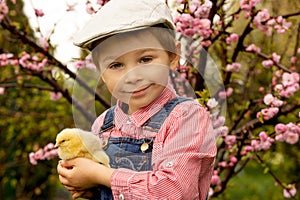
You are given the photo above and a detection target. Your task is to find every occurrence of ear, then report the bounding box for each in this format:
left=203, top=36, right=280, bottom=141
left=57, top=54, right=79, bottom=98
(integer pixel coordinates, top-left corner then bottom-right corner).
left=169, top=42, right=181, bottom=70
left=101, top=74, right=107, bottom=83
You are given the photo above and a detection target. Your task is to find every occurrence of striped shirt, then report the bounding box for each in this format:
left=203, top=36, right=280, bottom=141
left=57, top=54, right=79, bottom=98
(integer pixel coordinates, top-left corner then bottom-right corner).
left=92, top=85, right=216, bottom=200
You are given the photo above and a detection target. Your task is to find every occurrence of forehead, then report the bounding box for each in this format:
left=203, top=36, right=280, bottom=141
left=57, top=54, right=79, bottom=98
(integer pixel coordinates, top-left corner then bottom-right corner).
left=93, top=29, right=165, bottom=63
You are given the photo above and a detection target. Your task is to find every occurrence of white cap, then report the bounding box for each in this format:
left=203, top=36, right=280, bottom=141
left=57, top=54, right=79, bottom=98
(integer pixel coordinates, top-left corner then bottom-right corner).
left=73, top=0, right=176, bottom=50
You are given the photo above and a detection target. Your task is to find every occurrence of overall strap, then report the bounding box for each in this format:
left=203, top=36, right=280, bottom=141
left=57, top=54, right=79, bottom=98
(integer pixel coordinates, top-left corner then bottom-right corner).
left=99, top=106, right=116, bottom=133
left=143, top=96, right=191, bottom=132
left=99, top=97, right=192, bottom=133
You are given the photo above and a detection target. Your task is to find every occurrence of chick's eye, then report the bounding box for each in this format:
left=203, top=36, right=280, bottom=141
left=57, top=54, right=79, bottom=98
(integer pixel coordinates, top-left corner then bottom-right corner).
left=140, top=56, right=153, bottom=64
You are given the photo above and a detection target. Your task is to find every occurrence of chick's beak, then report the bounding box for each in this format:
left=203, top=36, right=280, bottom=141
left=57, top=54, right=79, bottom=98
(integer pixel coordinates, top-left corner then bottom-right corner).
left=54, top=142, right=59, bottom=148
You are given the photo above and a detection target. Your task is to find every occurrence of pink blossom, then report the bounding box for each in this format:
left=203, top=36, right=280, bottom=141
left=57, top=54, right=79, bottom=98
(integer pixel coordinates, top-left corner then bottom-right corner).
left=218, top=91, right=227, bottom=99
left=18, top=52, right=47, bottom=71
left=275, top=123, right=287, bottom=134
left=285, top=132, right=299, bottom=144
left=259, top=9, right=270, bottom=21
left=34, top=8, right=44, bottom=17
left=281, top=83, right=299, bottom=98
left=38, top=37, right=49, bottom=50
left=282, top=72, right=299, bottom=87
left=272, top=52, right=281, bottom=63
left=226, top=33, right=239, bottom=44
left=175, top=14, right=212, bottom=38
left=0, top=87, right=5, bottom=95
left=211, top=174, right=221, bottom=185
left=66, top=3, right=76, bottom=12
left=275, top=134, right=285, bottom=142
left=251, top=139, right=260, bottom=150
left=86, top=3, right=96, bottom=14
left=194, top=0, right=212, bottom=18
left=225, top=135, right=236, bottom=146
left=75, top=60, right=85, bottom=69
left=207, top=98, right=218, bottom=109
left=257, top=107, right=279, bottom=121
left=275, top=122, right=300, bottom=144
left=84, top=54, right=97, bottom=70
left=0, top=2, right=9, bottom=22
left=213, top=116, right=225, bottom=128
left=271, top=98, right=283, bottom=107
left=287, top=123, right=300, bottom=134
left=226, top=87, right=233, bottom=96
left=258, top=131, right=274, bottom=150
left=50, top=92, right=62, bottom=101
left=226, top=62, right=241, bottom=72
left=29, top=152, right=38, bottom=165
left=262, top=59, right=274, bottom=68
left=74, top=56, right=97, bottom=70
left=283, top=184, right=297, bottom=198
left=34, top=149, right=44, bottom=160
left=251, top=134, right=273, bottom=151
left=218, top=161, right=228, bottom=168
left=263, top=94, right=274, bottom=105
left=274, top=17, right=292, bottom=34
left=258, top=87, right=264, bottom=92
left=240, top=0, right=251, bottom=11
left=290, top=56, right=297, bottom=64
left=240, top=0, right=262, bottom=11
left=274, top=84, right=283, bottom=91
left=259, top=131, right=268, bottom=142
left=245, top=44, right=261, bottom=53
left=230, top=156, right=238, bottom=164
left=28, top=143, right=58, bottom=165
left=242, top=145, right=254, bottom=155
left=254, top=9, right=270, bottom=26
left=259, top=138, right=273, bottom=150
left=200, top=40, right=212, bottom=47
left=214, top=126, right=229, bottom=137
left=297, top=48, right=300, bottom=55
left=267, top=18, right=276, bottom=26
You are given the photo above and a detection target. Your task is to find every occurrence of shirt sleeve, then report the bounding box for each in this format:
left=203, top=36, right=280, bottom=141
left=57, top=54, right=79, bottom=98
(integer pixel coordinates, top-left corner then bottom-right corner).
left=110, top=101, right=217, bottom=200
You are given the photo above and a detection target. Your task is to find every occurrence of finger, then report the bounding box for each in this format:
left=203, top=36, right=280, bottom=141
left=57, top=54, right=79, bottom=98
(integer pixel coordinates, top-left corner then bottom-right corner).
left=60, top=160, right=74, bottom=169
left=64, top=185, right=77, bottom=191
left=58, top=174, right=70, bottom=186
left=71, top=190, right=84, bottom=199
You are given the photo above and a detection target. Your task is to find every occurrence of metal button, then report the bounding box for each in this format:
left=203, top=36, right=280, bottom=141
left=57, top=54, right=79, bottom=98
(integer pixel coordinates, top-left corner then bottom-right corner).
left=119, top=193, right=125, bottom=200
left=166, top=161, right=173, bottom=167
left=126, top=120, right=131, bottom=124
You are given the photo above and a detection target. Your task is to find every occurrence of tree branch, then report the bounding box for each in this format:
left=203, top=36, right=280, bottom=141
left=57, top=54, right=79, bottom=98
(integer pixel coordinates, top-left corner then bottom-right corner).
left=1, top=16, right=110, bottom=108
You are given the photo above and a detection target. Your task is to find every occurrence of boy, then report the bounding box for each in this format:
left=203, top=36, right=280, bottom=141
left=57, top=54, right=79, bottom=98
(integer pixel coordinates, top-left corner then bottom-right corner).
left=57, top=0, right=216, bottom=199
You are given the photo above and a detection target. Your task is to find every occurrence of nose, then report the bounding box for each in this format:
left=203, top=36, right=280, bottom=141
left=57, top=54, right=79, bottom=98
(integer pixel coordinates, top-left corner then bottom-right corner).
left=123, top=65, right=143, bottom=84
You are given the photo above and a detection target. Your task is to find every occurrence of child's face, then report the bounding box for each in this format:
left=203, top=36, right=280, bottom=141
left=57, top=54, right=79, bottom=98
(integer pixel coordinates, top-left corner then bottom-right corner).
left=96, top=30, right=178, bottom=114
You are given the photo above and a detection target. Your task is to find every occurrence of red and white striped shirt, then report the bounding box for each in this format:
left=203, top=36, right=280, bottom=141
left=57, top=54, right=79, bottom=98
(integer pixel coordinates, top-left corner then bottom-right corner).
left=92, top=86, right=216, bottom=200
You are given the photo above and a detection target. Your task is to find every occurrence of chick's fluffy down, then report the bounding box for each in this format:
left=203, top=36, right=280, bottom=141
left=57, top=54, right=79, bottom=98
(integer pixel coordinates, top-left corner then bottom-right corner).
left=55, top=128, right=110, bottom=167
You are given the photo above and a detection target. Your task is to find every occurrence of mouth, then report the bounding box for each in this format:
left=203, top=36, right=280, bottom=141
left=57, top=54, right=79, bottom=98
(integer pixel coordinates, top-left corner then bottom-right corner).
left=126, top=84, right=153, bottom=96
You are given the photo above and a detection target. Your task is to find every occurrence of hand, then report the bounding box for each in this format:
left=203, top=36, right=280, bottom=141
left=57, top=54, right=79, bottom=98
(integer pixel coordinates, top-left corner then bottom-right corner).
left=57, top=157, right=103, bottom=191
left=70, top=189, right=94, bottom=199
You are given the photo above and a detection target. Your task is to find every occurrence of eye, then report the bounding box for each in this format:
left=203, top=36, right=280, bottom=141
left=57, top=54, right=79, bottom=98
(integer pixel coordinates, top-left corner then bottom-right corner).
left=61, top=140, right=66, bottom=143
left=140, top=56, right=153, bottom=64
left=108, top=62, right=123, bottom=69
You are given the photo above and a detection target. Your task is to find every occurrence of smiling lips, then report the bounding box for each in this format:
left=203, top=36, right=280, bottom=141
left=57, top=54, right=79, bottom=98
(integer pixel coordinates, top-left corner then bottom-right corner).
left=126, top=84, right=153, bottom=97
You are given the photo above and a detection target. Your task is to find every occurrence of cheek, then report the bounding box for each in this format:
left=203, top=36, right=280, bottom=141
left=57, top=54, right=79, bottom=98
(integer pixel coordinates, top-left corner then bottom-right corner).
left=148, top=67, right=169, bottom=86
left=141, top=62, right=169, bottom=76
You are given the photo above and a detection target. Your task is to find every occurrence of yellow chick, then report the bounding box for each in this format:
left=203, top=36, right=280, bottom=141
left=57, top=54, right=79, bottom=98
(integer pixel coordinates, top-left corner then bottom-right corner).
left=55, top=128, right=110, bottom=167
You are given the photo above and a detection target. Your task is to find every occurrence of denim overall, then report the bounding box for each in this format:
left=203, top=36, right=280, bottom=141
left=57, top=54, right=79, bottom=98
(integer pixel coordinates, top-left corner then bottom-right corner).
left=91, top=97, right=190, bottom=200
